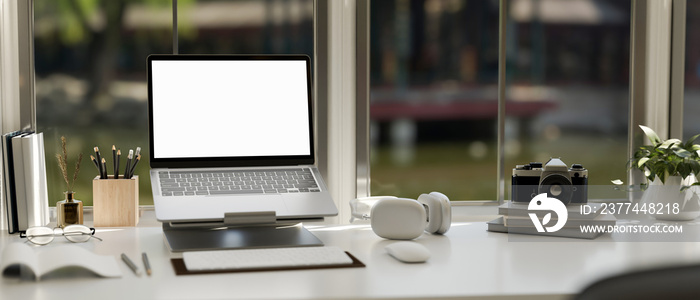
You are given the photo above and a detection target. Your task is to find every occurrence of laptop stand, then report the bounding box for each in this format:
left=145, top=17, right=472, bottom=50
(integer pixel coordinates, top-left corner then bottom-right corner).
left=162, top=212, right=324, bottom=252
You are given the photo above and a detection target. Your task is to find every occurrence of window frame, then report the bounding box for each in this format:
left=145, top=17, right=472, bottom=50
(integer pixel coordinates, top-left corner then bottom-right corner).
left=0, top=0, right=687, bottom=223
left=1, top=0, right=35, bottom=133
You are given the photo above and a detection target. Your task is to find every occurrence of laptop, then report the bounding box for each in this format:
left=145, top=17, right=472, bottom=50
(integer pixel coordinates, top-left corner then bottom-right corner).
left=147, top=55, right=338, bottom=224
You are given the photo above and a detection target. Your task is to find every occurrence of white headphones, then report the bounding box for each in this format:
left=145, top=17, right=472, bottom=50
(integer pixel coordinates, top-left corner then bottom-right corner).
left=366, top=192, right=452, bottom=240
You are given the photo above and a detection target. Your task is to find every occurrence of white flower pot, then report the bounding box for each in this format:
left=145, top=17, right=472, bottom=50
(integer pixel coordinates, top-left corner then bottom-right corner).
left=641, top=175, right=700, bottom=221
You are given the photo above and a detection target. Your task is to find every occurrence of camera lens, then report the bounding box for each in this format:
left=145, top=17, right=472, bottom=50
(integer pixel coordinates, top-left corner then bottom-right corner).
left=550, top=184, right=563, bottom=196
left=539, top=174, right=573, bottom=204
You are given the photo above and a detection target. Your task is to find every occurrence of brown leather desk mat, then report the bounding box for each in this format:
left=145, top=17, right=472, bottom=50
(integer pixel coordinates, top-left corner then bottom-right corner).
left=171, top=251, right=365, bottom=275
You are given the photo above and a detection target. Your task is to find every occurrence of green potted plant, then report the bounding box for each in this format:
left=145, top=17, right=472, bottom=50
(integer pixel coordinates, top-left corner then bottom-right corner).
left=615, top=125, right=700, bottom=220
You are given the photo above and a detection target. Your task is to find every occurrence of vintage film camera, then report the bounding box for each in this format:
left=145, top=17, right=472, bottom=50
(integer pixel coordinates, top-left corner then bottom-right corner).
left=512, top=158, right=588, bottom=204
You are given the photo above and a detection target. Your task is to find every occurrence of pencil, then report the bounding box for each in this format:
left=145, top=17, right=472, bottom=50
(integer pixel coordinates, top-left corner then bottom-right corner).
left=94, top=147, right=103, bottom=178
left=90, top=155, right=101, bottom=174
left=112, top=145, right=117, bottom=179
left=142, top=252, right=151, bottom=276
left=100, top=158, right=107, bottom=179
left=115, top=149, right=121, bottom=179
left=124, top=149, right=133, bottom=180
left=128, top=154, right=141, bottom=179
left=121, top=253, right=142, bottom=277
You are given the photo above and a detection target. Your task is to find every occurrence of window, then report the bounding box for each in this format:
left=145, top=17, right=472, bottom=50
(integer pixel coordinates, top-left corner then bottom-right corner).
left=369, top=0, right=499, bottom=200
left=177, top=0, right=313, bottom=57
left=35, top=0, right=172, bottom=206
left=369, top=0, right=631, bottom=201
left=685, top=1, right=700, bottom=140
left=9, top=0, right=680, bottom=212
left=34, top=0, right=313, bottom=206
left=504, top=0, right=630, bottom=201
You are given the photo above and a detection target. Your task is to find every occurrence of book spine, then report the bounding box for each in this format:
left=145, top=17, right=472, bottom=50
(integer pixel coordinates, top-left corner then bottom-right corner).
left=11, top=135, right=28, bottom=231
left=0, top=138, right=7, bottom=231
left=2, top=132, right=20, bottom=233
left=23, top=133, right=49, bottom=227
left=36, top=133, right=49, bottom=226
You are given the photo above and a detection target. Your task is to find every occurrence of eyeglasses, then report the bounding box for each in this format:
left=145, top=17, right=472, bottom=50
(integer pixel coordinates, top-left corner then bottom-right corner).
left=19, top=225, right=103, bottom=245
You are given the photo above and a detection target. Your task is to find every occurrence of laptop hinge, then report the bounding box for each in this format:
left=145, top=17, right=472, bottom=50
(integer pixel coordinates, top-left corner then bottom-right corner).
left=223, top=211, right=277, bottom=226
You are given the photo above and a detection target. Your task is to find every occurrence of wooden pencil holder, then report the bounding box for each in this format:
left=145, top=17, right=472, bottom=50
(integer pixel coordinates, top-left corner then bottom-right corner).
left=93, top=175, right=139, bottom=227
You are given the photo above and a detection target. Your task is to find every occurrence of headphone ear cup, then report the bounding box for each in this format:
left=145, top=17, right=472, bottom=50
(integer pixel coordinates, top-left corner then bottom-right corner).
left=418, top=192, right=451, bottom=234
left=430, top=192, right=452, bottom=234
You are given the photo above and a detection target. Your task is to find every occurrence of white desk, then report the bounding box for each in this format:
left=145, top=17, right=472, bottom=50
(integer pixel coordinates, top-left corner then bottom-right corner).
left=2, top=207, right=700, bottom=300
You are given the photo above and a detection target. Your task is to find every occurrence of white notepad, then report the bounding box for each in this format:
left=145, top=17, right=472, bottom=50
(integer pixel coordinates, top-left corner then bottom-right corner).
left=183, top=246, right=353, bottom=271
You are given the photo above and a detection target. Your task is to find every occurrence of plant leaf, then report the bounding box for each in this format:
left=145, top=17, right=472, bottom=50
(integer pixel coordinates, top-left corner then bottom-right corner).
left=678, top=163, right=691, bottom=179
left=690, top=160, right=700, bottom=176
left=611, top=179, right=624, bottom=185
left=684, top=134, right=700, bottom=149
left=674, top=148, right=692, bottom=158
left=639, top=125, right=662, bottom=145
left=659, top=139, right=682, bottom=149
left=637, top=157, right=650, bottom=168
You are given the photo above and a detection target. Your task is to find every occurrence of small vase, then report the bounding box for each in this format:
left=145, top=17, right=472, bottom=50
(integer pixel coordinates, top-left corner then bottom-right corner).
left=57, top=191, right=83, bottom=227
left=641, top=176, right=700, bottom=221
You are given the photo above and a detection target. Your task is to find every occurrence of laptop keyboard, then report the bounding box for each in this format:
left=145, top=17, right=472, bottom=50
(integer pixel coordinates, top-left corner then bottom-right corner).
left=158, top=168, right=320, bottom=196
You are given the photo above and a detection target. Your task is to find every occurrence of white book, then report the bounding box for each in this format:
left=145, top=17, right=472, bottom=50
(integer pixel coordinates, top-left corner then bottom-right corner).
left=11, top=134, right=29, bottom=231
left=502, top=214, right=617, bottom=228
left=20, top=133, right=49, bottom=227
left=0, top=134, right=12, bottom=232
left=1, top=243, right=122, bottom=280
left=2, top=131, right=24, bottom=233
left=487, top=217, right=606, bottom=239
left=498, top=202, right=604, bottom=219
left=0, top=145, right=5, bottom=231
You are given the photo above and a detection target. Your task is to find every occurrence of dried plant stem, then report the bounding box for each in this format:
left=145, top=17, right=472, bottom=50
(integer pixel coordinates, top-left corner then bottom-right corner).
left=71, top=153, right=83, bottom=191
left=55, top=136, right=83, bottom=192
left=56, top=153, right=70, bottom=188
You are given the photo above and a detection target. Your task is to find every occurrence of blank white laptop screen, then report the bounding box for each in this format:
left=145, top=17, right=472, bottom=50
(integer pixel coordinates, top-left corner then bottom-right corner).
left=150, top=60, right=311, bottom=159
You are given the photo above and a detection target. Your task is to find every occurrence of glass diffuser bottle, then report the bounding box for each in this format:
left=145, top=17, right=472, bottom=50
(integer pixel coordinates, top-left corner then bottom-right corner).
left=57, top=191, right=83, bottom=227
left=55, top=136, right=84, bottom=228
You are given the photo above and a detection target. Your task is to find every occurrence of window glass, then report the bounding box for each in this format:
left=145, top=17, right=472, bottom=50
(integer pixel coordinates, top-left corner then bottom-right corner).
left=684, top=2, right=700, bottom=140
left=35, top=0, right=172, bottom=206
left=505, top=0, right=631, bottom=201
left=177, top=0, right=313, bottom=57
left=369, top=0, right=630, bottom=201
left=35, top=0, right=313, bottom=206
left=370, top=0, right=500, bottom=200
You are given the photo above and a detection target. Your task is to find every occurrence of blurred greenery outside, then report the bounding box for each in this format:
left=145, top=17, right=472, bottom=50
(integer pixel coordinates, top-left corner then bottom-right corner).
left=36, top=0, right=313, bottom=206
left=35, top=0, right=700, bottom=206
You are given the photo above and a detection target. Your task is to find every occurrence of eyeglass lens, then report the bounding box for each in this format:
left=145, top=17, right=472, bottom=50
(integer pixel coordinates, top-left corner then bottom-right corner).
left=25, top=227, right=55, bottom=245
left=63, top=225, right=93, bottom=243
left=24, top=225, right=98, bottom=245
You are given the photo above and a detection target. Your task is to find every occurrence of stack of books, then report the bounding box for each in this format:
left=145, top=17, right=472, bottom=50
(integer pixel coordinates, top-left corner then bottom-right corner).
left=1, top=131, right=49, bottom=233
left=487, top=202, right=615, bottom=239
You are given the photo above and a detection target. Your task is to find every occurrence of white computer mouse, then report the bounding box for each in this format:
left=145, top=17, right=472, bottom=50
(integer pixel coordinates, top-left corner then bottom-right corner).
left=385, top=241, right=430, bottom=263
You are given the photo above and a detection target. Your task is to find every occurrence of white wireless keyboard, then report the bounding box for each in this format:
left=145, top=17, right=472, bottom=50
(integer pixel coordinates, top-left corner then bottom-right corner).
left=182, top=246, right=353, bottom=271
